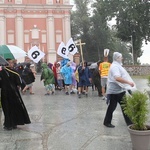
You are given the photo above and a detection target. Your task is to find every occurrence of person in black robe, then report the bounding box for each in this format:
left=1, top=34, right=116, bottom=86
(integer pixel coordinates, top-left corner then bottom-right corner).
left=22, top=63, right=35, bottom=94
left=0, top=59, right=31, bottom=130
left=91, top=61, right=103, bottom=97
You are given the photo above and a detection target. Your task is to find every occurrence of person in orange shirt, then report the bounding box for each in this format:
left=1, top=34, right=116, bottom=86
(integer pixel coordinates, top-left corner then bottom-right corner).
left=99, top=56, right=111, bottom=100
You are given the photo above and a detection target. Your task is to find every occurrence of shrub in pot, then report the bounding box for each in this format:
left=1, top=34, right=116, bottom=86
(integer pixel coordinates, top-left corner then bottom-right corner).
left=122, top=91, right=150, bottom=150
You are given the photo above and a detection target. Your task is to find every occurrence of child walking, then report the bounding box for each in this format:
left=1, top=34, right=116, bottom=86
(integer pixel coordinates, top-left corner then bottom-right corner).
left=41, top=63, right=55, bottom=95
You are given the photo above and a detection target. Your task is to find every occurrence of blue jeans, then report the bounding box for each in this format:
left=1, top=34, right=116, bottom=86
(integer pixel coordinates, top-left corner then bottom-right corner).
left=57, top=79, right=63, bottom=88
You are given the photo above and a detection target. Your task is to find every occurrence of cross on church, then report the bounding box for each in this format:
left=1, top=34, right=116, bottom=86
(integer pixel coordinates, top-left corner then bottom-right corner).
left=75, top=39, right=86, bottom=65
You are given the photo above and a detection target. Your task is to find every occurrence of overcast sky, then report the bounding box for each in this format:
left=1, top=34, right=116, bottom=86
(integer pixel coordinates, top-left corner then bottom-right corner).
left=139, top=42, right=150, bottom=64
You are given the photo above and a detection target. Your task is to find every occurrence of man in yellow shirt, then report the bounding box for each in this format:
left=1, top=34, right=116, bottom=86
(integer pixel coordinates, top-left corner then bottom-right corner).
left=99, top=56, right=111, bottom=100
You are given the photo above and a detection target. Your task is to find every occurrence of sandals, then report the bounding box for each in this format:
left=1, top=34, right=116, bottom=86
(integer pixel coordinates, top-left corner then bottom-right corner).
left=30, top=92, right=34, bottom=95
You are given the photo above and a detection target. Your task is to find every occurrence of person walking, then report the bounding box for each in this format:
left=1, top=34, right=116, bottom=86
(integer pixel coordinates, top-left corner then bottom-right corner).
left=70, top=61, right=77, bottom=94
left=41, top=63, right=55, bottom=95
left=103, top=52, right=134, bottom=128
left=56, top=62, right=63, bottom=90
left=60, top=61, right=73, bottom=95
left=22, top=63, right=35, bottom=95
left=78, top=61, right=92, bottom=98
left=52, top=62, right=58, bottom=90
left=0, top=59, right=31, bottom=130
left=92, top=61, right=102, bottom=97
left=99, top=56, right=111, bottom=100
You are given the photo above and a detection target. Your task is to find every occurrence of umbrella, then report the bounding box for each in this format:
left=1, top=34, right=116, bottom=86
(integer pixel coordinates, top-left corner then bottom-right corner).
left=0, top=45, right=27, bottom=60
left=0, top=56, right=9, bottom=66
left=89, top=62, right=98, bottom=69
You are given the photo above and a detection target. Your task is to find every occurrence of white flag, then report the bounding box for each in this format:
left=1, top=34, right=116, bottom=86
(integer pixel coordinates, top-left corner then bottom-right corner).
left=28, top=46, right=45, bottom=63
left=66, top=38, right=78, bottom=55
left=57, top=42, right=69, bottom=58
left=104, top=49, right=110, bottom=57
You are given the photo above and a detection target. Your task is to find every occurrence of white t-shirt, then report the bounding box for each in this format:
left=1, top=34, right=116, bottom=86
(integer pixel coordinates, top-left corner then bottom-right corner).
left=106, top=61, right=136, bottom=94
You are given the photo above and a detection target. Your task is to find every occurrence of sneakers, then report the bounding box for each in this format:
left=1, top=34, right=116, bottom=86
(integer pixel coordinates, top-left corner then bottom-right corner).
left=65, top=92, right=69, bottom=95
left=104, top=123, right=115, bottom=128
left=82, top=92, right=85, bottom=95
left=78, top=93, right=88, bottom=98
left=102, top=96, right=107, bottom=100
left=78, top=94, right=81, bottom=98
left=45, top=93, right=50, bottom=95
left=70, top=91, right=75, bottom=94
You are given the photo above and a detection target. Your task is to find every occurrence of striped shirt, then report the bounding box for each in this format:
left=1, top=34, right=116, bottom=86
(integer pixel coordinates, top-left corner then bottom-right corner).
left=99, top=62, right=111, bottom=77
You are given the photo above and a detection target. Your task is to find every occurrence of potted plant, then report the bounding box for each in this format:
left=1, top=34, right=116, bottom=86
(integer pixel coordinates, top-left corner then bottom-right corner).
left=122, top=91, right=150, bottom=150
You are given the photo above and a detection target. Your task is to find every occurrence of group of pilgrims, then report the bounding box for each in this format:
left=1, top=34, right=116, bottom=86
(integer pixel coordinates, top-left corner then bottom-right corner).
left=40, top=58, right=102, bottom=98
left=0, top=48, right=137, bottom=131
left=0, top=48, right=114, bottom=130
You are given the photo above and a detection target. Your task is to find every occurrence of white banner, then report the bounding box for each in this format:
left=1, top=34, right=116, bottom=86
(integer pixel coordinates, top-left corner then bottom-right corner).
left=66, top=38, right=78, bottom=55
left=28, top=46, right=45, bottom=63
left=104, top=49, right=110, bottom=57
left=57, top=42, right=69, bottom=58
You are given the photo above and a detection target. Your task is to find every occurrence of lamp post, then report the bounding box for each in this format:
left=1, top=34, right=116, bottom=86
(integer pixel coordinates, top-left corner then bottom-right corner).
left=130, top=35, right=134, bottom=65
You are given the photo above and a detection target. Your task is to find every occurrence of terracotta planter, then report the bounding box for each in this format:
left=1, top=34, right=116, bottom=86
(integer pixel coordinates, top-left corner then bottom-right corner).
left=128, top=125, right=150, bottom=150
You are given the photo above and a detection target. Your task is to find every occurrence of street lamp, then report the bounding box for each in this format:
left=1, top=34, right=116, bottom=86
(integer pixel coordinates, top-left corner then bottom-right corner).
left=130, top=35, right=134, bottom=65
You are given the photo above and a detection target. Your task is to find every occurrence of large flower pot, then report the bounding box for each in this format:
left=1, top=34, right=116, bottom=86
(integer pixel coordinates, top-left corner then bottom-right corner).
left=128, top=125, right=150, bottom=150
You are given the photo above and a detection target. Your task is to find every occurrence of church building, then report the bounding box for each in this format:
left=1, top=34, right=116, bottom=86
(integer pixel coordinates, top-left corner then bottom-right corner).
left=0, top=0, right=78, bottom=64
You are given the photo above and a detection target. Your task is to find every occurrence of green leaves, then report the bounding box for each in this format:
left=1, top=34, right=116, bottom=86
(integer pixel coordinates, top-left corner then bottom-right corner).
left=98, top=0, right=150, bottom=64
left=71, top=0, right=149, bottom=63
left=122, top=91, right=149, bottom=130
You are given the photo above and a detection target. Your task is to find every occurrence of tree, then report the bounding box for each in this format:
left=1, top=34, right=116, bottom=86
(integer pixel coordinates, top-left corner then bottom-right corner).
left=90, top=5, right=111, bottom=61
left=71, top=0, right=91, bottom=61
left=71, top=0, right=142, bottom=64
left=93, top=0, right=150, bottom=64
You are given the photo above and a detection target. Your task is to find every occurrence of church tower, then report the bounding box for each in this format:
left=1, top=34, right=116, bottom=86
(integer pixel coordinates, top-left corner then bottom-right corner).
left=0, top=0, right=73, bottom=63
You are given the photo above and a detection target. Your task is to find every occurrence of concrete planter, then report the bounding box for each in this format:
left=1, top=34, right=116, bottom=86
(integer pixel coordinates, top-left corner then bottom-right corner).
left=128, top=125, right=150, bottom=150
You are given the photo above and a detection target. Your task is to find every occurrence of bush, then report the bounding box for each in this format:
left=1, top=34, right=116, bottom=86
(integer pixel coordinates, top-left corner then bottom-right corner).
left=122, top=91, right=149, bottom=130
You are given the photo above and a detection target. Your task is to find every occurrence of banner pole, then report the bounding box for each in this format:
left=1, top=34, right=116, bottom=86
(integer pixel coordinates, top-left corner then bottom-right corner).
left=76, top=39, right=85, bottom=66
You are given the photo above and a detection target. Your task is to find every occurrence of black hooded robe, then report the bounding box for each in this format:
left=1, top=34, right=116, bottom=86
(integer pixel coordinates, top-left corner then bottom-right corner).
left=0, top=67, right=31, bottom=128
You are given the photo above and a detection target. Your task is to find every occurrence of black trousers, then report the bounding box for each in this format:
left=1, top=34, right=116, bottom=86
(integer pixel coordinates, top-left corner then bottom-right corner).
left=103, top=91, right=132, bottom=126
